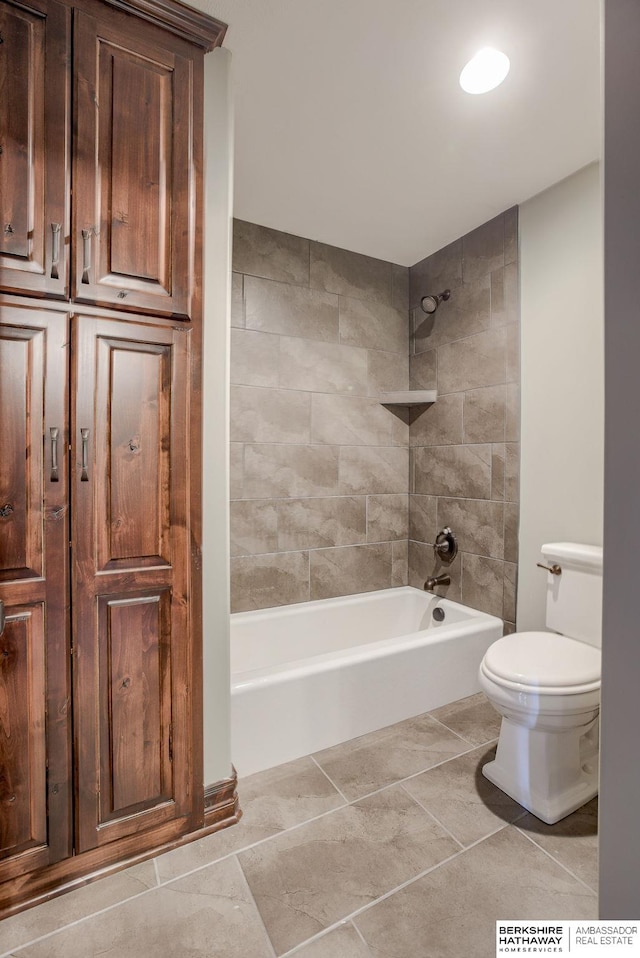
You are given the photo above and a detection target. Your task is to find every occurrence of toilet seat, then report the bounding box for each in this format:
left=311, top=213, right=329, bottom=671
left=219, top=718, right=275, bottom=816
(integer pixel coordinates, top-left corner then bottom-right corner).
left=481, top=632, right=601, bottom=695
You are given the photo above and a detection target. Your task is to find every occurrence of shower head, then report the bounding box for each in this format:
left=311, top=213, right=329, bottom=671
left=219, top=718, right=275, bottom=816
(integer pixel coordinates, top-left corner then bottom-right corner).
left=420, top=289, right=451, bottom=314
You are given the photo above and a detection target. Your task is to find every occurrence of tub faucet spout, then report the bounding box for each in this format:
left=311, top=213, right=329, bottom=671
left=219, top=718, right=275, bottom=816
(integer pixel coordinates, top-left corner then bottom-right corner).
left=424, top=574, right=451, bottom=592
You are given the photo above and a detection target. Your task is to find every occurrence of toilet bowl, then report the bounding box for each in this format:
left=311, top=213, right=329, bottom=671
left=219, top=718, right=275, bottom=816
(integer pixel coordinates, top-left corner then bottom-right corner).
left=479, top=543, right=603, bottom=824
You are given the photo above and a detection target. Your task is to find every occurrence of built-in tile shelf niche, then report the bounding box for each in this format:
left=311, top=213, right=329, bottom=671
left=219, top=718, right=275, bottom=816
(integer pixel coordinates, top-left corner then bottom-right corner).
left=380, top=390, right=437, bottom=406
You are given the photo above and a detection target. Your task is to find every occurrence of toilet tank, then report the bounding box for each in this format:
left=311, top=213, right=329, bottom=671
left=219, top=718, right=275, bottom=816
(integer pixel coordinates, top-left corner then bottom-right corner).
left=542, top=542, right=603, bottom=647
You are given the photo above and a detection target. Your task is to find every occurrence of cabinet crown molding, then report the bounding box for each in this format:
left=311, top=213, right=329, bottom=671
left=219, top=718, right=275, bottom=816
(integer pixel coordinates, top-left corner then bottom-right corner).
left=105, top=0, right=227, bottom=50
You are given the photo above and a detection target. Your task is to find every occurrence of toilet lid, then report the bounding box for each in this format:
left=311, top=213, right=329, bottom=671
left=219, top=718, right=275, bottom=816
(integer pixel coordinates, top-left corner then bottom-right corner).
left=483, top=632, right=601, bottom=691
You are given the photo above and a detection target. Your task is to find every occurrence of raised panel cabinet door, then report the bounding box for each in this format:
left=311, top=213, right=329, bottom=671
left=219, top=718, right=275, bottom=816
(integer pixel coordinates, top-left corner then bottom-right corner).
left=0, top=304, right=71, bottom=880
left=72, top=315, right=196, bottom=851
left=0, top=0, right=70, bottom=298
left=72, top=6, right=198, bottom=319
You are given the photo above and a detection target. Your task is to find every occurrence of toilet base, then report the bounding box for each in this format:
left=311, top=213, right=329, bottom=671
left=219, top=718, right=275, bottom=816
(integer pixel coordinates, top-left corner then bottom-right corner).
left=482, top=715, right=599, bottom=824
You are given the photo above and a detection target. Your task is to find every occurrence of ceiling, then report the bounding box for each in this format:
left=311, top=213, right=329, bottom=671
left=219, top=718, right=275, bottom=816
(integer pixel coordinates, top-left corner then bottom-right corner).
left=193, top=0, right=601, bottom=266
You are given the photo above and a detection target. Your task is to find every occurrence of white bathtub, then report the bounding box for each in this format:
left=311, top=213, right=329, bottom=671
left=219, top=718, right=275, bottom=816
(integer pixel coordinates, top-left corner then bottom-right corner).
left=230, top=586, right=503, bottom=776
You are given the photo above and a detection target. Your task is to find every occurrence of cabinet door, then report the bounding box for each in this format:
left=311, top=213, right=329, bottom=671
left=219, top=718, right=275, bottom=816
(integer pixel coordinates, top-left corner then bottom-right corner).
left=72, top=8, right=196, bottom=320
left=72, top=315, right=196, bottom=852
left=0, top=0, right=70, bottom=298
left=0, top=305, right=71, bottom=881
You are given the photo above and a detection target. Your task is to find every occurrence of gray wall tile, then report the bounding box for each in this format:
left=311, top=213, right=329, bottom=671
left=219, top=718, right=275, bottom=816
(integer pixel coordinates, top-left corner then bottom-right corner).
left=233, top=219, right=310, bottom=285
left=504, top=502, right=519, bottom=563
left=410, top=239, right=463, bottom=309
left=505, top=442, right=520, bottom=502
left=279, top=337, right=368, bottom=395
left=392, top=539, right=409, bottom=587
left=491, top=262, right=519, bottom=328
left=231, top=328, right=280, bottom=387
left=409, top=495, right=438, bottom=544
left=310, top=242, right=393, bottom=304
left=231, top=500, right=278, bottom=556
left=230, top=385, right=311, bottom=444
left=506, top=382, right=520, bottom=442
left=366, top=494, right=409, bottom=542
left=410, top=350, right=437, bottom=389
left=245, top=276, right=339, bottom=342
left=413, top=275, right=490, bottom=352
left=392, top=263, right=410, bottom=312
left=340, top=296, right=409, bottom=354
left=367, top=349, right=409, bottom=396
left=230, top=442, right=244, bottom=500
left=503, top=561, right=518, bottom=621
left=463, top=385, right=507, bottom=444
left=243, top=444, right=340, bottom=499
left=311, top=394, right=393, bottom=446
left=462, top=214, right=504, bottom=284
left=436, top=498, right=504, bottom=559
left=277, top=497, right=366, bottom=551
left=410, top=394, right=463, bottom=447
left=413, top=445, right=492, bottom=499
left=461, top=553, right=504, bottom=617
left=437, top=327, right=507, bottom=394
left=506, top=321, right=520, bottom=383
left=231, top=272, right=245, bottom=328
left=504, top=206, right=518, bottom=265
left=231, top=552, right=310, bottom=612
left=491, top=443, right=506, bottom=501
left=339, top=446, right=409, bottom=495
left=310, top=543, right=393, bottom=600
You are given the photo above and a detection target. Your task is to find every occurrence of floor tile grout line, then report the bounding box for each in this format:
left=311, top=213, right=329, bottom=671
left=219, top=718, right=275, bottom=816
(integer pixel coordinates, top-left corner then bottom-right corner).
left=154, top=799, right=351, bottom=889
left=230, top=854, right=278, bottom=958
left=351, top=918, right=376, bottom=957
left=157, top=739, right=497, bottom=891
left=279, top=832, right=495, bottom=958
left=514, top=826, right=598, bottom=896
left=309, top=754, right=350, bottom=804
left=398, top=782, right=465, bottom=850
left=278, top=827, right=512, bottom=958
left=153, top=857, right=161, bottom=887
left=0, top=883, right=164, bottom=958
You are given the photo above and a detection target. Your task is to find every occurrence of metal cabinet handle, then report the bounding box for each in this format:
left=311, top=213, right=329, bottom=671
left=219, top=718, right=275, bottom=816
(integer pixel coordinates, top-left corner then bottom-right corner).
left=81, top=229, right=92, bottom=284
left=51, top=223, right=61, bottom=279
left=80, top=428, right=90, bottom=481
left=0, top=601, right=4, bottom=638
left=537, top=563, right=562, bottom=575
left=50, top=427, right=60, bottom=482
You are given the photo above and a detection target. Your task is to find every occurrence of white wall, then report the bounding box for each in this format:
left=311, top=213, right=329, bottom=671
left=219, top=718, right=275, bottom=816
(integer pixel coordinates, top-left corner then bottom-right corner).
left=202, top=47, right=233, bottom=784
left=518, top=162, right=603, bottom=630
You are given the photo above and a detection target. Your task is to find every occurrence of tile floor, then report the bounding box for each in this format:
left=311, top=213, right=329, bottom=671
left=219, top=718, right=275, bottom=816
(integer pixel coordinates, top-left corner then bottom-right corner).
left=0, top=694, right=598, bottom=958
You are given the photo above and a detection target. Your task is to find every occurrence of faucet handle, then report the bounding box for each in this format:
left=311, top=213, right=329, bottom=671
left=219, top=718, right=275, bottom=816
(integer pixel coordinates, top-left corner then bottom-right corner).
left=434, top=528, right=458, bottom=564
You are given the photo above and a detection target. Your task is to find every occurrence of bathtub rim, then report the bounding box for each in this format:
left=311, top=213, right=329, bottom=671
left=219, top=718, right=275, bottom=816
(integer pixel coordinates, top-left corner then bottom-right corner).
left=231, top=587, right=503, bottom=692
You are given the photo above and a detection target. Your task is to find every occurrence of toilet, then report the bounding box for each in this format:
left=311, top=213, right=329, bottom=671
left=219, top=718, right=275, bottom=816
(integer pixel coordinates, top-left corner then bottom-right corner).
left=479, top=542, right=602, bottom=824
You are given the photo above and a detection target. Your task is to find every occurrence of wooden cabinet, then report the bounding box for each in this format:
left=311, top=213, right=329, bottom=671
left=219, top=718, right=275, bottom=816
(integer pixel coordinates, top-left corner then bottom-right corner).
left=72, top=316, right=193, bottom=852
left=0, top=0, right=229, bottom=917
left=0, top=305, right=71, bottom=883
left=72, top=7, right=195, bottom=317
left=0, top=0, right=70, bottom=299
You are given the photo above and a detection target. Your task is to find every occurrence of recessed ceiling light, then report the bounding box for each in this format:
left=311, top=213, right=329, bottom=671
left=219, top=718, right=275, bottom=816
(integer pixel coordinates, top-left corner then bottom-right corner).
left=459, top=47, right=510, bottom=95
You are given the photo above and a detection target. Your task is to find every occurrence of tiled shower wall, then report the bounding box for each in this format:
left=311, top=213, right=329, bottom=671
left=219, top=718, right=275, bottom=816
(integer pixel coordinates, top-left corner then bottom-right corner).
left=407, top=210, right=520, bottom=630
left=230, top=220, right=412, bottom=612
